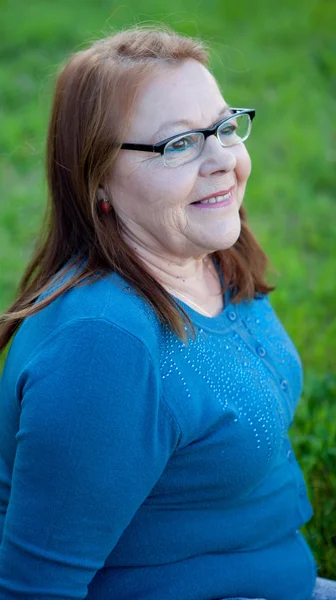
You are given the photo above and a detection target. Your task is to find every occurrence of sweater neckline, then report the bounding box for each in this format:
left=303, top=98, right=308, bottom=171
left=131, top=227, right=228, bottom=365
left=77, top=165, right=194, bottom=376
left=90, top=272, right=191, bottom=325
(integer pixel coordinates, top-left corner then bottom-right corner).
left=171, top=286, right=234, bottom=332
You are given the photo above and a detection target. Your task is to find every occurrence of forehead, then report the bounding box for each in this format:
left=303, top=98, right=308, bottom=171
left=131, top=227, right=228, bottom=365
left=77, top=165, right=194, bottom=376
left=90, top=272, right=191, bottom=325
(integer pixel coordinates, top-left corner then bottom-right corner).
left=127, top=59, right=227, bottom=141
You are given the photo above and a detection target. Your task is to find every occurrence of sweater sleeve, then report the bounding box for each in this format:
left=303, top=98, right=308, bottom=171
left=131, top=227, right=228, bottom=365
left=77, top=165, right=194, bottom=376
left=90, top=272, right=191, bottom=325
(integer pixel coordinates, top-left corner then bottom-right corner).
left=0, top=318, right=181, bottom=599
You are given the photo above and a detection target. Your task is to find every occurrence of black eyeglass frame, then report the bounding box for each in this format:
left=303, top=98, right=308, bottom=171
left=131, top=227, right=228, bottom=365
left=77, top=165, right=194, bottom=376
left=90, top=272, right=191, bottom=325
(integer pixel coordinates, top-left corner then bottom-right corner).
left=120, top=108, right=256, bottom=156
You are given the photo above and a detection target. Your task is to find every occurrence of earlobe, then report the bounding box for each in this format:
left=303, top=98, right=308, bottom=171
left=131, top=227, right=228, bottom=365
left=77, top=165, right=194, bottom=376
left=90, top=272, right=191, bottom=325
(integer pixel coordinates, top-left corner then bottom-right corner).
left=96, top=187, right=113, bottom=214
left=96, top=187, right=107, bottom=202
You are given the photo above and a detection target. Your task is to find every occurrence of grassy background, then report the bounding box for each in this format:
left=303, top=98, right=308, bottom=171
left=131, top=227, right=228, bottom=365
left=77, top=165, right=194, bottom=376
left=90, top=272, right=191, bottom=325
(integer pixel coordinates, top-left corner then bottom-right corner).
left=1, top=0, right=335, bottom=580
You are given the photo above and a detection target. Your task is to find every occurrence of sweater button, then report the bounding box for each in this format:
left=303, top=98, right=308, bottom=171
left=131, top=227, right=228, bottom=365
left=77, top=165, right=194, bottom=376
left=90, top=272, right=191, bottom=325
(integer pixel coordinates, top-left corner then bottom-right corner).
left=228, top=311, right=237, bottom=321
left=256, top=345, right=266, bottom=357
left=280, top=379, right=288, bottom=391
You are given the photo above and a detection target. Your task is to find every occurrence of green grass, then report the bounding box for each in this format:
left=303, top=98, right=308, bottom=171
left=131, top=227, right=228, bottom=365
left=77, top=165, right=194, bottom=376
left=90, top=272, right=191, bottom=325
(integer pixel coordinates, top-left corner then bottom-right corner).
left=1, top=0, right=335, bottom=580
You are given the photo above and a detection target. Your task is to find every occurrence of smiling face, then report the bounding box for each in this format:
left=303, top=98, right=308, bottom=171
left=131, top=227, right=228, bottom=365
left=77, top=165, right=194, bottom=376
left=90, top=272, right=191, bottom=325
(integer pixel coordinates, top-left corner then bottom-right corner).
left=104, top=59, right=252, bottom=261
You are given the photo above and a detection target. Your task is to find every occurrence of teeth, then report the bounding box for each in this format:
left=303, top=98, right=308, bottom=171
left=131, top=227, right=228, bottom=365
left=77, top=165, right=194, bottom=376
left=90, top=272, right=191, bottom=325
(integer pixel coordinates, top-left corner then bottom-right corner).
left=199, top=192, right=231, bottom=204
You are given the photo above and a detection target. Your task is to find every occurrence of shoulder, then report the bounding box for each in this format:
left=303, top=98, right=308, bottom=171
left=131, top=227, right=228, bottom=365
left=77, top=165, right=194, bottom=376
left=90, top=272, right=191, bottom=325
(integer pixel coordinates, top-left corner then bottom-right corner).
left=67, top=272, right=160, bottom=347
left=14, top=271, right=162, bottom=368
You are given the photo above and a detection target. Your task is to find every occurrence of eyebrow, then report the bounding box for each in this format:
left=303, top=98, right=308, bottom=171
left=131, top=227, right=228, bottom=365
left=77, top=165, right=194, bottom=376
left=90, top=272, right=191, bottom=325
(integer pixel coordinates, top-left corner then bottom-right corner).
left=154, top=106, right=232, bottom=138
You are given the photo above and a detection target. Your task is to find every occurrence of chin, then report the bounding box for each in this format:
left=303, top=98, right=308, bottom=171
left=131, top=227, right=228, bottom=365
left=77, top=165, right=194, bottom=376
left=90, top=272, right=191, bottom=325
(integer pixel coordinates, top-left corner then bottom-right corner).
left=220, top=212, right=242, bottom=246
left=202, top=235, right=240, bottom=254
left=219, top=237, right=240, bottom=251
left=220, top=225, right=242, bottom=250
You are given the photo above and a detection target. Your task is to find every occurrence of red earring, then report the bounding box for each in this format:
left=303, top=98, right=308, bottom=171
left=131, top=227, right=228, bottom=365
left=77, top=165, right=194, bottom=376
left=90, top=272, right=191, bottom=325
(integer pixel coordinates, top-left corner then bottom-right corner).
left=99, top=200, right=112, bottom=214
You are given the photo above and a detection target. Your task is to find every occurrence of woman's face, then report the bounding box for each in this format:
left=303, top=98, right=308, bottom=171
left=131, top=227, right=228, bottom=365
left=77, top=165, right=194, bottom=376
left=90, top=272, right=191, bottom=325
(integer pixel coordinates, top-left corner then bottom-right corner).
left=105, top=59, right=252, bottom=260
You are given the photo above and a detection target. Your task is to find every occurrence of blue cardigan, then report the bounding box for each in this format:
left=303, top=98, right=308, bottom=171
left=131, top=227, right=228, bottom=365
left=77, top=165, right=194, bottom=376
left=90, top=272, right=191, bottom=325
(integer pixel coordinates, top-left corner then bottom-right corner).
left=0, top=270, right=317, bottom=599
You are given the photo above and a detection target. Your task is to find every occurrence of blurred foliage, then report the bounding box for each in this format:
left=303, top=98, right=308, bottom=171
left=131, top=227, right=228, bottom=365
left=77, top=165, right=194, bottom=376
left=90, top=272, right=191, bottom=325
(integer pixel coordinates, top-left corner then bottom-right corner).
left=0, top=0, right=335, bottom=580
left=292, top=371, right=336, bottom=577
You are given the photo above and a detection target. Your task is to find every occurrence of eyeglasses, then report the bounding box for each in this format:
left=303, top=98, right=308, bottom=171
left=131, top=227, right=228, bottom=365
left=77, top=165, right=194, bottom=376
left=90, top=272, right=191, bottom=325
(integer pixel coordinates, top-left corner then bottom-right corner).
left=121, top=108, right=255, bottom=168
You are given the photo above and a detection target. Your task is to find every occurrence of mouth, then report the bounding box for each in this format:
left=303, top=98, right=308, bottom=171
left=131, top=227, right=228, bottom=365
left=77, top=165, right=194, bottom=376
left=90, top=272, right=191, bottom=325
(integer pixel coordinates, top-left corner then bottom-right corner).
left=190, top=185, right=235, bottom=208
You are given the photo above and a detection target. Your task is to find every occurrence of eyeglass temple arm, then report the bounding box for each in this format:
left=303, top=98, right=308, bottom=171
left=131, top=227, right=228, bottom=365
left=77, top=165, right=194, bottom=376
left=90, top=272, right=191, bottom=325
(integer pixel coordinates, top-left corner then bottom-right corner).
left=120, top=142, right=156, bottom=152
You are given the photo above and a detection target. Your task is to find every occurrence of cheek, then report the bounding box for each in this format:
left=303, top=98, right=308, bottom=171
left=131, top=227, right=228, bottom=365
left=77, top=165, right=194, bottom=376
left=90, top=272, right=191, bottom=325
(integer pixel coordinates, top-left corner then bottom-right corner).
left=108, top=156, right=160, bottom=216
left=109, top=154, right=195, bottom=220
left=236, top=146, right=252, bottom=184
left=233, top=147, right=251, bottom=208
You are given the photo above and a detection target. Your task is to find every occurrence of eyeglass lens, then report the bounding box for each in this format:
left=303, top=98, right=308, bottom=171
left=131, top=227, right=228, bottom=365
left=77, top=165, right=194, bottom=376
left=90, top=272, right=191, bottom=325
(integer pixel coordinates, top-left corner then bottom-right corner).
left=164, top=113, right=251, bottom=168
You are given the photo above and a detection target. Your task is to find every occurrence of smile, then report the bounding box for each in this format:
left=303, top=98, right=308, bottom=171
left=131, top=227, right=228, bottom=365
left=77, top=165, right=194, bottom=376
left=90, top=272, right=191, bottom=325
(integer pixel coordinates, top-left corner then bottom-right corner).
left=191, top=186, right=235, bottom=209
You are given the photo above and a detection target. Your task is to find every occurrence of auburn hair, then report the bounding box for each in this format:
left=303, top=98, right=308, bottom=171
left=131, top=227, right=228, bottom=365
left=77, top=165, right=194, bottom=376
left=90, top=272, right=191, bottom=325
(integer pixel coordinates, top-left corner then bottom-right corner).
left=0, top=25, right=274, bottom=351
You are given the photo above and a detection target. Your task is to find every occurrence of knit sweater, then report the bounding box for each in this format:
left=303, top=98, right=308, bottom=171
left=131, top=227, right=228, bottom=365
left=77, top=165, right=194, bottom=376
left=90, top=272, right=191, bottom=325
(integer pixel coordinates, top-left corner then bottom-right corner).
left=0, top=270, right=317, bottom=600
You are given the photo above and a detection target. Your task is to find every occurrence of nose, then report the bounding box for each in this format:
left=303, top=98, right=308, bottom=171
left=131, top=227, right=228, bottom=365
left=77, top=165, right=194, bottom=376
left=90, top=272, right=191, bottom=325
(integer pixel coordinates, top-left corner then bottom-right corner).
left=199, top=134, right=237, bottom=176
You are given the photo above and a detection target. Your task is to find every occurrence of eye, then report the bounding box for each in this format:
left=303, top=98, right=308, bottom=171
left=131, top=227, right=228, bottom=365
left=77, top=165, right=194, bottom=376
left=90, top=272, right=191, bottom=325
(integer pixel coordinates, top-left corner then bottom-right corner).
left=166, top=135, right=197, bottom=153
left=219, top=122, right=237, bottom=136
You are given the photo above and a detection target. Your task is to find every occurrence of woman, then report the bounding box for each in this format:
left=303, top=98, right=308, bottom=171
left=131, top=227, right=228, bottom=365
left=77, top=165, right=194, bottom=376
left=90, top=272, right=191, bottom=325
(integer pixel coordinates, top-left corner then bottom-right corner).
left=0, top=25, right=334, bottom=600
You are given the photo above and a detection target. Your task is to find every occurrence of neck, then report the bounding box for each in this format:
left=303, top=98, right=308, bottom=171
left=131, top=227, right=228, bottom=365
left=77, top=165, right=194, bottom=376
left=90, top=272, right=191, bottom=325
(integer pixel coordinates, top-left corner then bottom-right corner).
left=124, top=238, right=223, bottom=317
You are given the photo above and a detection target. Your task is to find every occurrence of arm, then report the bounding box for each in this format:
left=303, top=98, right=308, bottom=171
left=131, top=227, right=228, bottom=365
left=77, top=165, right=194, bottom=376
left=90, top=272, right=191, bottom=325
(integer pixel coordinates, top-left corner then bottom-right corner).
left=0, top=318, right=180, bottom=599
